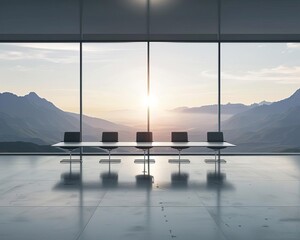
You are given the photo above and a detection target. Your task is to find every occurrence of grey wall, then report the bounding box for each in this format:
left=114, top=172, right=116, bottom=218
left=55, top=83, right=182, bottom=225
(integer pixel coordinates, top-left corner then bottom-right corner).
left=0, top=0, right=299, bottom=41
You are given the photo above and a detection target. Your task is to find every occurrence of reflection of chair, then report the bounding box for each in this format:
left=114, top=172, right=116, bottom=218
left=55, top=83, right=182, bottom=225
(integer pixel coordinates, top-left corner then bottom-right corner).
left=60, top=132, right=81, bottom=163
left=205, top=132, right=227, bottom=164
left=100, top=172, right=119, bottom=188
left=168, top=132, right=190, bottom=165
left=134, top=132, right=155, bottom=174
left=171, top=172, right=189, bottom=188
left=136, top=174, right=153, bottom=188
left=99, top=132, right=121, bottom=164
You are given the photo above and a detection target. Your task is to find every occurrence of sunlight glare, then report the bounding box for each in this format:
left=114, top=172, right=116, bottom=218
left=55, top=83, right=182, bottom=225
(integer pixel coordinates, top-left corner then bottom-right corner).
left=143, top=95, right=158, bottom=108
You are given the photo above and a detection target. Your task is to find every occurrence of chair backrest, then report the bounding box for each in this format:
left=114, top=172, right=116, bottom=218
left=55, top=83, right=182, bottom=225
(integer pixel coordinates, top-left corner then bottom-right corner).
left=102, top=132, right=118, bottom=142
left=64, top=132, right=80, bottom=142
left=207, top=132, right=224, bottom=142
left=136, top=132, right=153, bottom=142
left=171, top=132, right=188, bottom=142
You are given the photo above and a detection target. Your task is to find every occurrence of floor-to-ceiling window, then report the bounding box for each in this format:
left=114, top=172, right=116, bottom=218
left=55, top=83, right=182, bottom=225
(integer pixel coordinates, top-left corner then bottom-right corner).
left=151, top=43, right=218, bottom=151
left=0, top=43, right=80, bottom=152
left=222, top=43, right=300, bottom=152
left=1, top=42, right=300, bottom=154
left=82, top=43, right=147, bottom=147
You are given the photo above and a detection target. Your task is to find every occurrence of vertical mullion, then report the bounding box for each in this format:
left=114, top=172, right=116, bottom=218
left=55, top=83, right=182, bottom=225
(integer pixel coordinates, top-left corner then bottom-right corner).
left=147, top=0, right=150, bottom=133
left=218, top=0, right=221, bottom=132
left=218, top=42, right=221, bottom=132
left=80, top=42, right=82, bottom=142
left=79, top=0, right=83, bottom=156
left=147, top=0, right=150, bottom=175
left=147, top=41, right=150, bottom=132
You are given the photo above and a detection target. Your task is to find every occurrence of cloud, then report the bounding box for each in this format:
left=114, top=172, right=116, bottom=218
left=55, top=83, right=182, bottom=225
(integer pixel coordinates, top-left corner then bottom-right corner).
left=7, top=43, right=79, bottom=52
left=8, top=65, right=32, bottom=72
left=201, top=65, right=300, bottom=84
left=7, top=42, right=143, bottom=53
left=0, top=44, right=78, bottom=64
left=0, top=43, right=144, bottom=65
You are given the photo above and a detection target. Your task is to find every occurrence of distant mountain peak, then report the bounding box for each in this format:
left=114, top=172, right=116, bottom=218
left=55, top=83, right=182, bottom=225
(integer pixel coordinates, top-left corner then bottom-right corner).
left=1, top=91, right=41, bottom=100
left=258, top=100, right=271, bottom=105
left=290, top=88, right=300, bottom=98
left=26, top=92, right=40, bottom=98
left=0, top=92, right=18, bottom=97
left=25, top=92, right=43, bottom=101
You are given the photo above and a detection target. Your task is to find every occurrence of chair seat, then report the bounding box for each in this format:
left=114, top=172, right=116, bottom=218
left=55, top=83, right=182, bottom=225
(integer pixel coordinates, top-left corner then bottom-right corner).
left=60, top=132, right=81, bottom=164
left=171, top=146, right=189, bottom=150
left=169, top=132, right=190, bottom=168
left=100, top=146, right=118, bottom=150
left=135, top=146, right=153, bottom=150
left=207, top=146, right=227, bottom=150
left=61, top=146, right=79, bottom=151
left=135, top=132, right=153, bottom=174
left=100, top=132, right=121, bottom=168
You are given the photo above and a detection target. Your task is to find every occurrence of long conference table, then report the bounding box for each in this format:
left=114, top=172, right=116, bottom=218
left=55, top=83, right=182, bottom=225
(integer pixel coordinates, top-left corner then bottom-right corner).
left=53, top=141, right=236, bottom=175
left=53, top=141, right=235, bottom=149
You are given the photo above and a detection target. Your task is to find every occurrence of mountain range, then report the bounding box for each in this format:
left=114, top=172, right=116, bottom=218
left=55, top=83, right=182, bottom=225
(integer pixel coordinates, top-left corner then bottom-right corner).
left=0, top=89, right=300, bottom=152
left=172, top=101, right=272, bottom=115
left=0, top=92, right=133, bottom=151
left=222, top=89, right=300, bottom=152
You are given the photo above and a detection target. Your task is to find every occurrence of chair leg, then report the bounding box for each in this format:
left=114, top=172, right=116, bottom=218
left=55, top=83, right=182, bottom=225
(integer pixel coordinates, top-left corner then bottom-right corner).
left=108, top=150, right=111, bottom=173
left=99, top=150, right=121, bottom=164
left=178, top=150, right=181, bottom=173
left=168, top=149, right=190, bottom=164
left=69, top=151, right=72, bottom=167
left=143, top=150, right=146, bottom=174
left=60, top=149, right=81, bottom=164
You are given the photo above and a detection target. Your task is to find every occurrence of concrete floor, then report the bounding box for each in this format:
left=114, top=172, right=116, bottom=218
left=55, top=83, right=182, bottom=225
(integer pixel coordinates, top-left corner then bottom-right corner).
left=0, top=155, right=300, bottom=240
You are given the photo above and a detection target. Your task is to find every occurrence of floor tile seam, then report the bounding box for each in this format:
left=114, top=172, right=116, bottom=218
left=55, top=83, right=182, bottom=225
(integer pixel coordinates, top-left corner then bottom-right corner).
left=6, top=177, right=300, bottom=180
left=74, top=206, right=98, bottom=240
left=1, top=180, right=64, bottom=182
left=0, top=205, right=101, bottom=208
left=230, top=180, right=300, bottom=182
left=202, top=205, right=300, bottom=207
left=95, top=190, right=109, bottom=208
left=96, top=205, right=209, bottom=208
left=74, top=191, right=108, bottom=240
left=203, top=205, right=231, bottom=240
left=193, top=190, right=207, bottom=206
left=1, top=205, right=300, bottom=208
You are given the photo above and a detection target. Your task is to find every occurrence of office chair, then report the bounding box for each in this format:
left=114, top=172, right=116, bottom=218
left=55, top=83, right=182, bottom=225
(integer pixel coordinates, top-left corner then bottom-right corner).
left=168, top=132, right=190, bottom=165
left=99, top=132, right=121, bottom=164
left=60, top=132, right=81, bottom=163
left=205, top=132, right=227, bottom=164
left=134, top=132, right=155, bottom=174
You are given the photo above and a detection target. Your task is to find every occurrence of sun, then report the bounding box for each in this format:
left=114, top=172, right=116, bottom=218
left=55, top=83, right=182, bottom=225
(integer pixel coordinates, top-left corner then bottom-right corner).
left=143, top=95, right=158, bottom=108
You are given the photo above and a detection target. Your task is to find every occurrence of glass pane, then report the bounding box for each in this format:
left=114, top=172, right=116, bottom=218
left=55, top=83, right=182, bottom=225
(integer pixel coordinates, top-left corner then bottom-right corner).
left=0, top=43, right=80, bottom=152
left=83, top=43, right=147, bottom=147
left=222, top=43, right=300, bottom=152
left=151, top=43, right=218, bottom=151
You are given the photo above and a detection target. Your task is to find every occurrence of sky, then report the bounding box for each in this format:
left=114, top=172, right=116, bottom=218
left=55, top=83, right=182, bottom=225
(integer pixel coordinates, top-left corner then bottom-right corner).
left=0, top=42, right=300, bottom=126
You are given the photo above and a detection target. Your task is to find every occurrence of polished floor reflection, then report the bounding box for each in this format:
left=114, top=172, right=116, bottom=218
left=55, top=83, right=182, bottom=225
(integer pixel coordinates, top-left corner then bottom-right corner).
left=0, top=155, right=300, bottom=239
